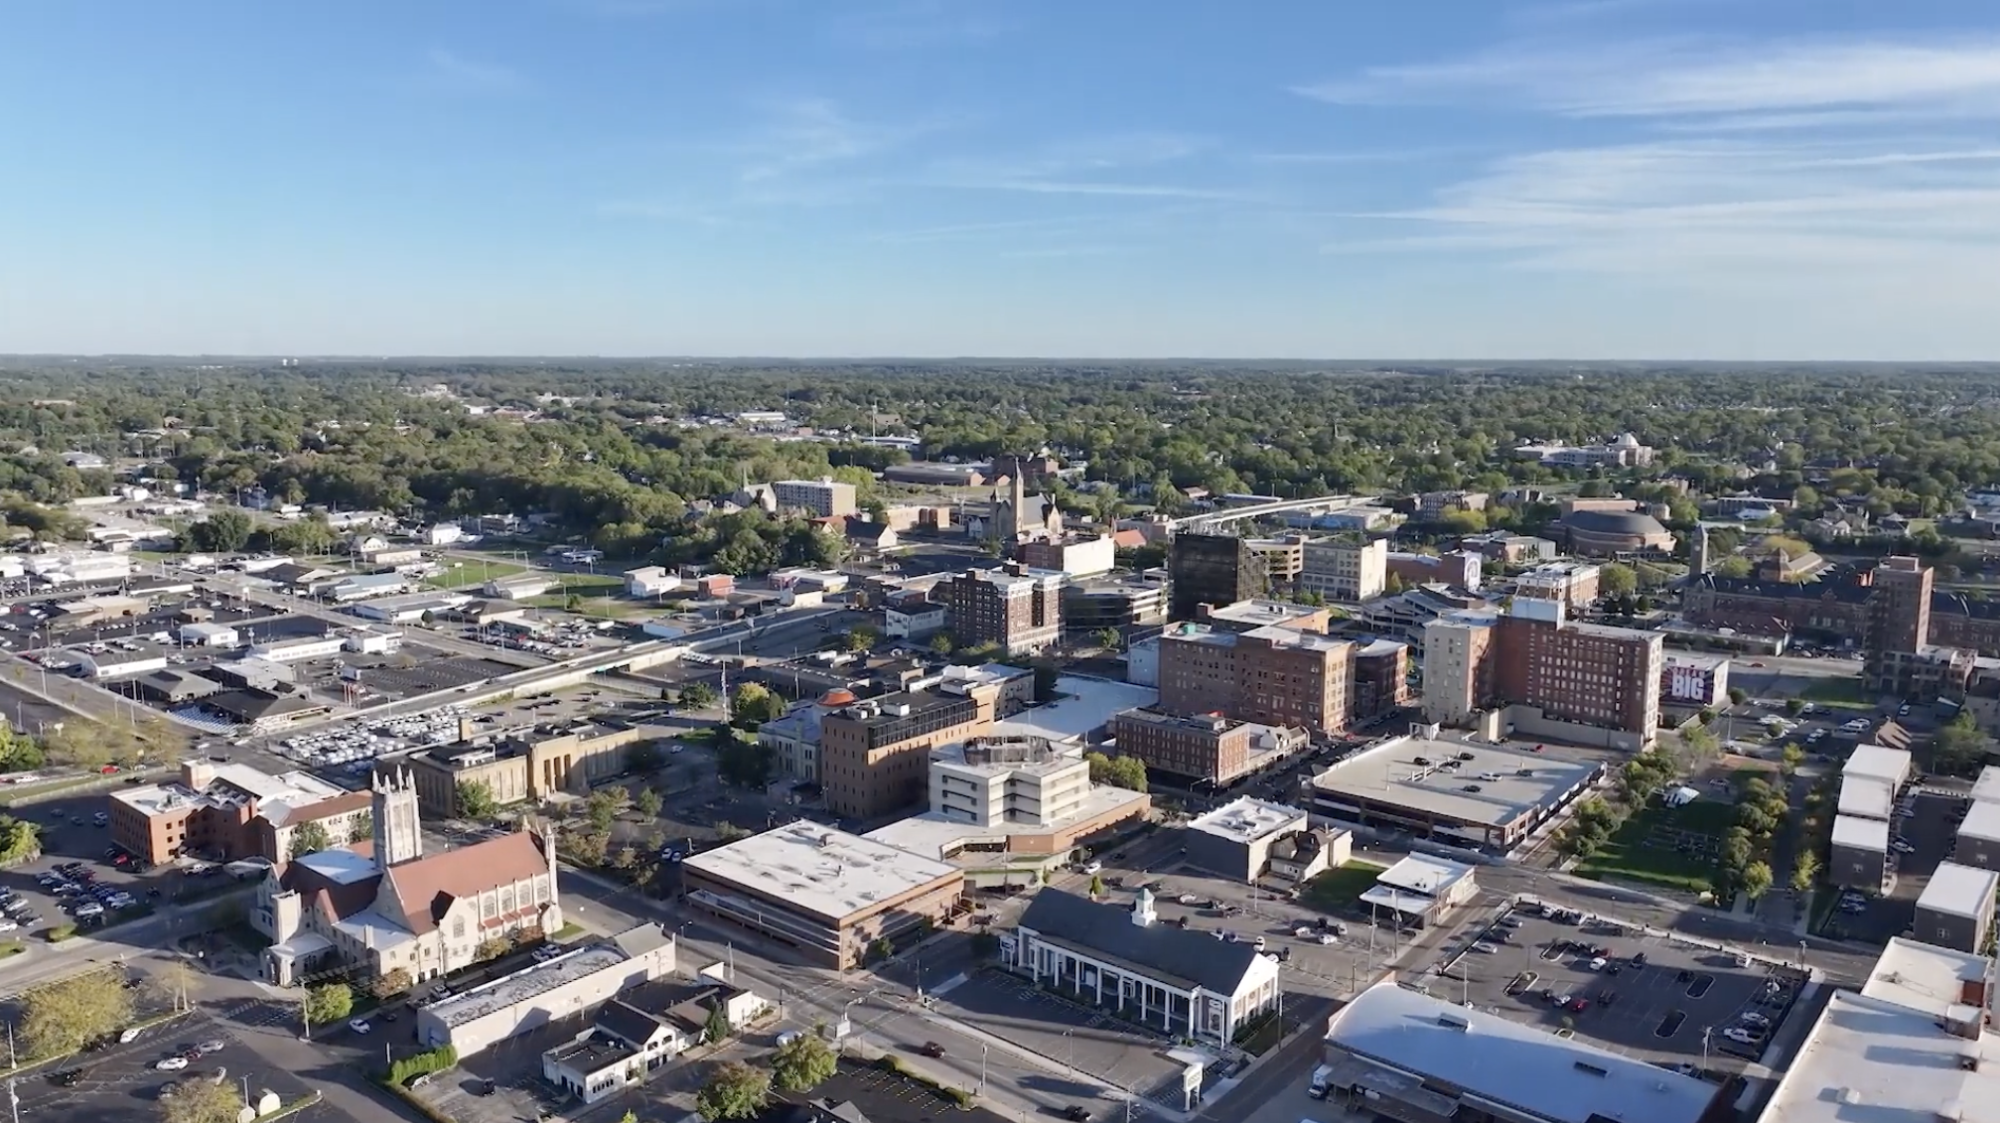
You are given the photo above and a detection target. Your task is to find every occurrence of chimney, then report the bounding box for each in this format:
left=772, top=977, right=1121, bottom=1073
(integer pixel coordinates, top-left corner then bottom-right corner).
left=1961, top=969, right=1990, bottom=1013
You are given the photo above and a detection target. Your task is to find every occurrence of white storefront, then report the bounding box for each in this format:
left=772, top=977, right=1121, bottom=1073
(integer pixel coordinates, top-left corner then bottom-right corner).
left=1005, top=888, right=1280, bottom=1048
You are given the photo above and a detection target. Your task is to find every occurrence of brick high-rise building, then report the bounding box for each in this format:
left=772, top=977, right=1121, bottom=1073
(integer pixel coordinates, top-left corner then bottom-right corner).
left=1867, top=555, right=1935, bottom=692
left=936, top=566, right=1064, bottom=655
left=1423, top=599, right=1662, bottom=749
left=819, top=691, right=994, bottom=820
left=1168, top=532, right=1267, bottom=620
left=1157, top=623, right=1353, bottom=735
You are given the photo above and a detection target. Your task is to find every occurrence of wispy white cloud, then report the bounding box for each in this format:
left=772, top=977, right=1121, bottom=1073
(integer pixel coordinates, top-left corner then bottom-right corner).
left=737, top=98, right=944, bottom=183
left=1298, top=38, right=2000, bottom=119
left=423, top=49, right=525, bottom=96
left=919, top=133, right=1248, bottom=200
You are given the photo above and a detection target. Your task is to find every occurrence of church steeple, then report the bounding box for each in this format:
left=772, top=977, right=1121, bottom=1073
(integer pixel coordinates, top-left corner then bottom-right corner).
left=371, top=766, right=423, bottom=868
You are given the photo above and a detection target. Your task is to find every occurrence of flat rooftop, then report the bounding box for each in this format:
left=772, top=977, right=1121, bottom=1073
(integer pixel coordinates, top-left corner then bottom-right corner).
left=932, top=735, right=1079, bottom=778
left=1918, top=861, right=1999, bottom=920
left=427, top=943, right=630, bottom=1027
left=1326, top=983, right=1714, bottom=1123
left=1859, top=937, right=1994, bottom=1017
left=1836, top=776, right=1893, bottom=819
left=1308, top=736, right=1597, bottom=828
left=682, top=821, right=960, bottom=922
left=110, top=761, right=346, bottom=818
left=864, top=786, right=1150, bottom=861
left=989, top=675, right=1157, bottom=743
left=1202, top=600, right=1324, bottom=628
left=1844, top=743, right=1912, bottom=783
left=1764, top=990, right=2000, bottom=1123
left=1831, top=813, right=1888, bottom=852
left=1961, top=798, right=2000, bottom=844
left=1975, top=765, right=2000, bottom=805
left=1373, top=853, right=1474, bottom=896
left=1187, top=797, right=1306, bottom=844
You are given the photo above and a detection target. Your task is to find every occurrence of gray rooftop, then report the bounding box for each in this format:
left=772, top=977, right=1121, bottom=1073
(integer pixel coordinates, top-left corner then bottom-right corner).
left=1017, top=889, right=1265, bottom=995
left=1328, top=984, right=1715, bottom=1123
left=1309, top=736, right=1597, bottom=828
left=427, top=943, right=630, bottom=1027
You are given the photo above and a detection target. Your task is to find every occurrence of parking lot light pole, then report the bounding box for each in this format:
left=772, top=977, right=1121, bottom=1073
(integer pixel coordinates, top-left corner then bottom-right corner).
left=979, top=1043, right=987, bottom=1095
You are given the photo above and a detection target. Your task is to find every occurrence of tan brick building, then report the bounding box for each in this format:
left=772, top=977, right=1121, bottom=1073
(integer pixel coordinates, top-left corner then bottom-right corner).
left=820, top=690, right=995, bottom=819
left=1109, top=708, right=1309, bottom=785
left=935, top=565, right=1065, bottom=655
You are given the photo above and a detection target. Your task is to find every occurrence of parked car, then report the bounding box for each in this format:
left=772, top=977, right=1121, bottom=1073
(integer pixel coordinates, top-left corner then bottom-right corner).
left=917, top=1042, right=946, bottom=1058
left=348, top=1019, right=371, bottom=1035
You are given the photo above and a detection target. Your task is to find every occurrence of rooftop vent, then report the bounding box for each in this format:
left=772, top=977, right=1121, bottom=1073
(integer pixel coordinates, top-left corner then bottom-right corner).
left=1436, top=1013, right=1469, bottom=1031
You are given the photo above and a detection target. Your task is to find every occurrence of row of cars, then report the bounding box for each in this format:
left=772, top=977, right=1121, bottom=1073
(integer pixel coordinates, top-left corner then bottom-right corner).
left=277, top=706, right=467, bottom=773
left=39, top=859, right=154, bottom=923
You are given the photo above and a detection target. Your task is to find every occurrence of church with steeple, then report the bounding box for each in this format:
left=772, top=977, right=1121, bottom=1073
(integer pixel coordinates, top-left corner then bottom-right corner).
left=985, top=462, right=1064, bottom=550
left=255, top=766, right=562, bottom=988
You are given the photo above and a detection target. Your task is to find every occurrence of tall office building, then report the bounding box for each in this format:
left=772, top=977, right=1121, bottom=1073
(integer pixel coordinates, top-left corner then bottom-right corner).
left=936, top=566, right=1064, bottom=655
left=1168, top=532, right=1267, bottom=620
left=1157, top=624, right=1353, bottom=735
left=1422, top=600, right=1662, bottom=749
left=1299, top=536, right=1387, bottom=602
left=1866, top=556, right=1948, bottom=695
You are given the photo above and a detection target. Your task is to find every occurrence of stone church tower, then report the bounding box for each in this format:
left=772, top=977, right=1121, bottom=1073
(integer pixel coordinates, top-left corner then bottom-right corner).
left=371, top=766, right=424, bottom=869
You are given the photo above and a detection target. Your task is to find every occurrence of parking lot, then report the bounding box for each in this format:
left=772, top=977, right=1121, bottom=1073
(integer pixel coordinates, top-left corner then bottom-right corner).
left=0, top=794, right=226, bottom=937
left=934, top=968, right=1191, bottom=1106
left=1438, top=903, right=1809, bottom=1076
left=12, top=1010, right=350, bottom=1123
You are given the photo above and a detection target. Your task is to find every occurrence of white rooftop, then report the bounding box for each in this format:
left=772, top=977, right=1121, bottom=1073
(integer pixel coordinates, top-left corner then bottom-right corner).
left=1326, top=984, right=1714, bottom=1123
left=682, top=821, right=960, bottom=922
left=1202, top=600, right=1323, bottom=627
left=1962, top=799, right=2000, bottom=844
left=931, top=735, right=1082, bottom=779
left=1374, top=853, right=1475, bottom=897
left=426, top=943, right=631, bottom=1027
left=1308, top=736, right=1597, bottom=828
left=864, top=786, right=1150, bottom=861
left=1187, top=797, right=1307, bottom=844
left=1859, top=937, right=1994, bottom=1018
left=1831, top=814, right=1888, bottom=853
left=1843, top=743, right=1912, bottom=784
left=1764, top=989, right=2000, bottom=1123
left=1918, top=861, right=2000, bottom=920
left=1974, top=765, right=2000, bottom=805
left=111, top=762, right=346, bottom=820
left=1836, top=775, right=1894, bottom=820
left=292, top=846, right=381, bottom=886
left=990, top=675, right=1157, bottom=743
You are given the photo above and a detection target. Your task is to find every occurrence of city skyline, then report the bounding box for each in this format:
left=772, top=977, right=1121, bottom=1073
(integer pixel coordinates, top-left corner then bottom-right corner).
left=5, top=0, right=2000, bottom=358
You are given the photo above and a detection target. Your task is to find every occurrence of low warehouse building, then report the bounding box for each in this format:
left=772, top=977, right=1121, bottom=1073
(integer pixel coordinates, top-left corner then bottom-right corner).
left=1360, top=854, right=1478, bottom=928
left=680, top=822, right=964, bottom=970
left=179, top=622, right=241, bottom=648
left=415, top=925, right=676, bottom=1056
left=1182, top=797, right=1349, bottom=884
left=1304, top=736, right=1599, bottom=851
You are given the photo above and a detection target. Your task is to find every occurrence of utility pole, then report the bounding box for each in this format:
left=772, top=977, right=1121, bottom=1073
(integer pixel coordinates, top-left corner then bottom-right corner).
left=979, top=1044, right=987, bottom=1095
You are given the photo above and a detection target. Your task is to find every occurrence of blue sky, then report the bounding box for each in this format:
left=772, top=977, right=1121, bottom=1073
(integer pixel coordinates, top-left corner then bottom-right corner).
left=4, top=0, right=2000, bottom=358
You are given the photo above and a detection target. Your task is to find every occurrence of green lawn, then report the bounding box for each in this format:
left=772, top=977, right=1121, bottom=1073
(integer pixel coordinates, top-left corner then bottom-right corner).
left=1574, top=799, right=1738, bottom=894
left=422, top=559, right=527, bottom=590
left=1302, top=860, right=1387, bottom=913
left=1801, top=677, right=1873, bottom=710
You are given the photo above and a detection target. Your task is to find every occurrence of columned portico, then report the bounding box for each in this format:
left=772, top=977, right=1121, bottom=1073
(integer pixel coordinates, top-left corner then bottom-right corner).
left=1009, top=887, right=1281, bottom=1049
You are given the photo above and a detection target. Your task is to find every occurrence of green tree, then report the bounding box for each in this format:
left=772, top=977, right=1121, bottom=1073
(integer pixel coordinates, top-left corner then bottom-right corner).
left=843, top=625, right=880, bottom=653
left=868, top=937, right=894, bottom=963
left=1715, top=556, right=1753, bottom=579
left=1785, top=698, right=1806, bottom=717
left=678, top=681, right=719, bottom=710
left=1384, top=571, right=1405, bottom=595
left=1091, top=627, right=1122, bottom=652
left=1781, top=745, right=1806, bottom=776
left=1598, top=562, right=1638, bottom=598
left=636, top=787, right=665, bottom=818
left=1935, top=711, right=1991, bottom=776
left=372, top=967, right=414, bottom=1000
left=288, top=820, right=332, bottom=859
left=184, top=508, right=254, bottom=553
left=304, top=981, right=354, bottom=1026
left=1739, top=860, right=1774, bottom=901
left=771, top=1031, right=839, bottom=1092
left=21, top=967, right=132, bottom=1059
left=162, top=1076, right=244, bottom=1123
left=349, top=810, right=372, bottom=843
left=1084, top=751, right=1148, bottom=792
left=731, top=681, right=787, bottom=727
left=456, top=780, right=497, bottom=818
left=1088, top=873, right=1104, bottom=898
left=695, top=1061, right=770, bottom=1122
left=565, top=593, right=583, bottom=612
left=928, top=631, right=955, bottom=655
left=586, top=788, right=626, bottom=830
left=704, top=1003, right=733, bottom=1044
left=1727, top=687, right=1748, bottom=707
left=716, top=734, right=775, bottom=789
left=1791, top=851, right=1820, bottom=894
left=476, top=936, right=513, bottom=962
